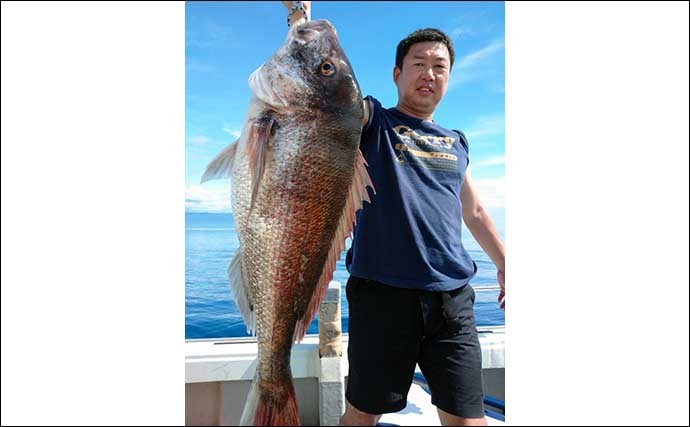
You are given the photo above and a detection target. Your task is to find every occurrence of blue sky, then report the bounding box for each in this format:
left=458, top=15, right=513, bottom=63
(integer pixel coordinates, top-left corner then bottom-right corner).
left=186, top=1, right=505, bottom=213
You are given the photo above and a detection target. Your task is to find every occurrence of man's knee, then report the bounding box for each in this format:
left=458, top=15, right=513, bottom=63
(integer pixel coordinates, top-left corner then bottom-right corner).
left=437, top=407, right=487, bottom=426
left=339, top=400, right=382, bottom=426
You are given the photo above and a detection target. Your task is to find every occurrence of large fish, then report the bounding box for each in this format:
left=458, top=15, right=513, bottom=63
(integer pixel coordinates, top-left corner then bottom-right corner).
left=201, top=19, right=374, bottom=426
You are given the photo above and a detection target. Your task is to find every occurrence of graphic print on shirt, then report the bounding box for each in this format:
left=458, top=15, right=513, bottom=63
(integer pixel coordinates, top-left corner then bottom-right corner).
left=392, top=125, right=458, bottom=171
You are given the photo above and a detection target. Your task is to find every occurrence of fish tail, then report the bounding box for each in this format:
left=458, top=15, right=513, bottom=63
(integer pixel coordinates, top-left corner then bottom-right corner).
left=239, top=375, right=300, bottom=426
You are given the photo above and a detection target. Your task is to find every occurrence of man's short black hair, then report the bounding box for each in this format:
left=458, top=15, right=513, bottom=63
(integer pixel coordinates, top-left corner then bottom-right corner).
left=395, top=28, right=455, bottom=70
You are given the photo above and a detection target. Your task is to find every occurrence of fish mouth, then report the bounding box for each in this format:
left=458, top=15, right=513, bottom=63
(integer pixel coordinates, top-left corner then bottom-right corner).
left=289, top=19, right=336, bottom=44
left=293, top=26, right=319, bottom=44
left=298, top=19, right=335, bottom=33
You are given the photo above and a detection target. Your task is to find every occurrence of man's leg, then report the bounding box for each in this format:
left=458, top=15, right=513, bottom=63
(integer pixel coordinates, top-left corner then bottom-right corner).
left=343, top=277, right=423, bottom=424
left=437, top=407, right=487, bottom=426
left=419, top=285, right=487, bottom=425
left=339, top=400, right=382, bottom=426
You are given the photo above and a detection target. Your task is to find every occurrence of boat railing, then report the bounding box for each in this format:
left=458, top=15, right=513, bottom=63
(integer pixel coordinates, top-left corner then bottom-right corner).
left=185, top=281, right=505, bottom=426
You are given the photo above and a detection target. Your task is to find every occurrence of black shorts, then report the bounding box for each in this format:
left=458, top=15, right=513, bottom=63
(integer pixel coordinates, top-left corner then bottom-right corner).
left=345, top=276, right=485, bottom=418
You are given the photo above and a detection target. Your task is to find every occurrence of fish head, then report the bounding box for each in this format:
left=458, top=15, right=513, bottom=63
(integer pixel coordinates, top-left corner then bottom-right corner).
left=250, top=20, right=363, bottom=126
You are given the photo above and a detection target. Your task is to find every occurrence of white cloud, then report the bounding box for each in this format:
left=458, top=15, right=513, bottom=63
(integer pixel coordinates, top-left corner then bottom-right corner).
left=464, top=115, right=504, bottom=142
left=449, top=40, right=504, bottom=88
left=189, top=135, right=210, bottom=145
left=451, top=26, right=474, bottom=40
left=203, top=21, right=235, bottom=44
left=449, top=10, right=488, bottom=40
left=473, top=155, right=505, bottom=167
left=456, top=40, right=504, bottom=70
left=186, top=21, right=239, bottom=49
left=186, top=60, right=215, bottom=73
left=472, top=176, right=505, bottom=209
left=185, top=184, right=232, bottom=213
left=222, top=124, right=242, bottom=139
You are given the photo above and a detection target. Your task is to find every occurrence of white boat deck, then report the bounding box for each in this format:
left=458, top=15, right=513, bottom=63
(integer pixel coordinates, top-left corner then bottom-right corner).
left=186, top=326, right=505, bottom=383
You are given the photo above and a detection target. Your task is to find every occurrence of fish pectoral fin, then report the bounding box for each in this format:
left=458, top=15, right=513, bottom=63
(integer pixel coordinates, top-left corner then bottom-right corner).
left=201, top=139, right=239, bottom=183
left=246, top=114, right=277, bottom=210
left=293, top=149, right=376, bottom=344
left=228, top=248, right=256, bottom=336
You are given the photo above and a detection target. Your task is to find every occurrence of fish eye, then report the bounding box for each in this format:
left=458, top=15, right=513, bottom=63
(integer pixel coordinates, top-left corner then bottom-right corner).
left=320, top=60, right=335, bottom=76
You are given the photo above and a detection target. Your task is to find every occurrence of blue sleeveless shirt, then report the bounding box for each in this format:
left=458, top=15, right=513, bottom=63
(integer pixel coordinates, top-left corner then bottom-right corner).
left=345, top=96, right=477, bottom=291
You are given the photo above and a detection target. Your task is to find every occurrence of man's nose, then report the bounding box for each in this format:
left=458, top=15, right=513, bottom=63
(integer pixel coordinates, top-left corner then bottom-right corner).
left=421, top=66, right=435, bottom=81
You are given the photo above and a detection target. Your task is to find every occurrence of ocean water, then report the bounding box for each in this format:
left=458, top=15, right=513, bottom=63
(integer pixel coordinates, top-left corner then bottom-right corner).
left=185, top=209, right=505, bottom=340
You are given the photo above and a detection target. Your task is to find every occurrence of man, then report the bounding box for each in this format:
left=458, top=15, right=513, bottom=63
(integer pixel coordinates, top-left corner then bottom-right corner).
left=284, top=2, right=505, bottom=426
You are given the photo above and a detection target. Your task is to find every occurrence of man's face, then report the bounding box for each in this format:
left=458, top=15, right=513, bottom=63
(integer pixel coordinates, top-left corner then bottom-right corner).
left=394, top=41, right=451, bottom=118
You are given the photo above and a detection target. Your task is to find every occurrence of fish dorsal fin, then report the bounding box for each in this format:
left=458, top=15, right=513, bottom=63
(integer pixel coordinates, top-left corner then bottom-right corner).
left=228, top=248, right=256, bottom=336
left=200, top=139, right=239, bottom=183
left=293, top=149, right=376, bottom=343
left=246, top=114, right=276, bottom=211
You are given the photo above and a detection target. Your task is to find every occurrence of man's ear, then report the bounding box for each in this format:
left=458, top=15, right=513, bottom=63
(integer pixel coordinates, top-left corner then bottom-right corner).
left=393, top=66, right=400, bottom=85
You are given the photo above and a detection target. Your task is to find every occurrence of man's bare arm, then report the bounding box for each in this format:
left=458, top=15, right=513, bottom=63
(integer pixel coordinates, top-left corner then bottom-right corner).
left=460, top=168, right=505, bottom=308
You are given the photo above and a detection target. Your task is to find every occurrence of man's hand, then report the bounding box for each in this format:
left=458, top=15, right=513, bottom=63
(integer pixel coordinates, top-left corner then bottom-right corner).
left=497, top=269, right=505, bottom=310
left=282, top=1, right=311, bottom=26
